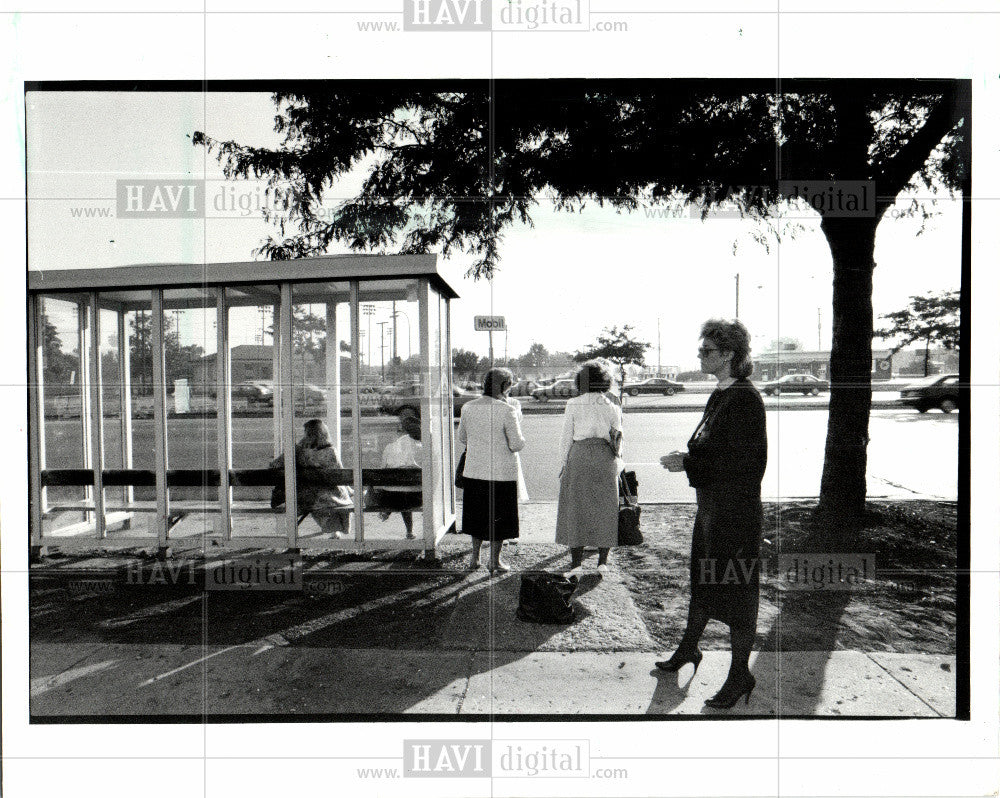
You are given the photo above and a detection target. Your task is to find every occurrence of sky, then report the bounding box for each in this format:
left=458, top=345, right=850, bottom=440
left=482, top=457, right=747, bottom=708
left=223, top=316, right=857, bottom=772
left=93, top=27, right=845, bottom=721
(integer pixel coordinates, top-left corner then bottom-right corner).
left=27, top=90, right=963, bottom=371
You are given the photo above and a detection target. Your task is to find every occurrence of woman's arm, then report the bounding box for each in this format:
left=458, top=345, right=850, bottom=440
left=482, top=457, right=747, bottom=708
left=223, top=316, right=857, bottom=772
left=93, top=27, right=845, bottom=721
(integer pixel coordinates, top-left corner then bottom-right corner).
left=457, top=408, right=468, bottom=447
left=503, top=404, right=526, bottom=452
left=558, top=403, right=575, bottom=467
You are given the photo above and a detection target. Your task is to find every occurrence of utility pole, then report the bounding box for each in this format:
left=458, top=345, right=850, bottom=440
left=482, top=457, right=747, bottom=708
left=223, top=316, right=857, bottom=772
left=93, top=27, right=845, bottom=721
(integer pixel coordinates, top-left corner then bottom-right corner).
left=362, top=304, right=375, bottom=370
left=735, top=273, right=740, bottom=319
left=817, top=307, right=822, bottom=350
left=657, top=316, right=661, bottom=377
left=377, top=320, right=390, bottom=381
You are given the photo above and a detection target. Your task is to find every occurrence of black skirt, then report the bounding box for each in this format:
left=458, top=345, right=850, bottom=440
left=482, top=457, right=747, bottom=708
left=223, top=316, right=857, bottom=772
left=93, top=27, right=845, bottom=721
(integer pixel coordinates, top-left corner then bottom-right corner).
left=461, top=478, right=519, bottom=541
left=690, top=485, right=763, bottom=632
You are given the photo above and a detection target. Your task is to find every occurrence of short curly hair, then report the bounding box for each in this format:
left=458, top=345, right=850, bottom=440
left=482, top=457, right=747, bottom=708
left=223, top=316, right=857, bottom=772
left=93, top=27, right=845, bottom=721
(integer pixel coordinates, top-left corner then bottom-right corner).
left=575, top=360, right=613, bottom=394
left=700, top=318, right=754, bottom=379
left=482, top=367, right=515, bottom=398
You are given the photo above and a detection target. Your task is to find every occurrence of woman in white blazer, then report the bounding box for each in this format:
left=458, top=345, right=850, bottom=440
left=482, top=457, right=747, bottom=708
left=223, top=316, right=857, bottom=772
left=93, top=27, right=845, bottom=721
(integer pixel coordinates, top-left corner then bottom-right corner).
left=457, top=367, right=526, bottom=573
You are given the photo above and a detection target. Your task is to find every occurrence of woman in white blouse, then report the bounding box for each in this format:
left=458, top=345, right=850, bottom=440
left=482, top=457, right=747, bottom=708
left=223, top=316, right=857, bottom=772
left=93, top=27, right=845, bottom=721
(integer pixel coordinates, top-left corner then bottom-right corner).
left=457, top=367, right=527, bottom=573
left=555, top=361, right=623, bottom=575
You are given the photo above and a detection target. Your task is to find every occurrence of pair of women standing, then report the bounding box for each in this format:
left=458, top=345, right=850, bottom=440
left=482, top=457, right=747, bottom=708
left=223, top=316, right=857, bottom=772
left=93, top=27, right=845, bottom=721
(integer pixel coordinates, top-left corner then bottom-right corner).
left=458, top=362, right=621, bottom=576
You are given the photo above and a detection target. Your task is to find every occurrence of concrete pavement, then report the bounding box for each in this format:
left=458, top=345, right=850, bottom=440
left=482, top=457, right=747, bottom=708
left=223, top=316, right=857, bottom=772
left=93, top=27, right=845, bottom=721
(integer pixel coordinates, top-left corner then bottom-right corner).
left=28, top=502, right=957, bottom=719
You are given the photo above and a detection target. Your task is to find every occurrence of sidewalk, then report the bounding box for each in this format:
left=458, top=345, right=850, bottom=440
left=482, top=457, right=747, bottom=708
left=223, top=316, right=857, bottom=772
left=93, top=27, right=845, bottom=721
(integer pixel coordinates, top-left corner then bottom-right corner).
left=28, top=503, right=958, bottom=719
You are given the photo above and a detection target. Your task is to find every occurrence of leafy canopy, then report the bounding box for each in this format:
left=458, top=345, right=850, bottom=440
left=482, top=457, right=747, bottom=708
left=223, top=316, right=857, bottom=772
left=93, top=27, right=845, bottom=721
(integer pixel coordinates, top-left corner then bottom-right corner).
left=193, top=80, right=966, bottom=277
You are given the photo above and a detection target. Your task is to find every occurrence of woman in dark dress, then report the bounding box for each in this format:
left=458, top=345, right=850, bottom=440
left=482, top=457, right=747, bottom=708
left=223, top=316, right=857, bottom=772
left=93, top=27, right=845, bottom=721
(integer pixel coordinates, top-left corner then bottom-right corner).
left=658, top=319, right=767, bottom=709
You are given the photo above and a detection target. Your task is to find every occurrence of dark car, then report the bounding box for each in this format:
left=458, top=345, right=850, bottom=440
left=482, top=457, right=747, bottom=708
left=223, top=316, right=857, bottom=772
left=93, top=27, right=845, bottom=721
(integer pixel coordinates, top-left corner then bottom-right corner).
left=530, top=378, right=579, bottom=402
left=380, top=384, right=480, bottom=418
left=900, top=373, right=959, bottom=413
left=760, top=373, right=829, bottom=396
left=232, top=381, right=273, bottom=406
left=622, top=377, right=686, bottom=397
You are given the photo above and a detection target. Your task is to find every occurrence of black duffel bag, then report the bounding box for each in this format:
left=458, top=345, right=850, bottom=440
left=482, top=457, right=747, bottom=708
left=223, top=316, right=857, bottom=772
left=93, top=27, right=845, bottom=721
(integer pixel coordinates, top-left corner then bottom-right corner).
left=515, top=572, right=578, bottom=624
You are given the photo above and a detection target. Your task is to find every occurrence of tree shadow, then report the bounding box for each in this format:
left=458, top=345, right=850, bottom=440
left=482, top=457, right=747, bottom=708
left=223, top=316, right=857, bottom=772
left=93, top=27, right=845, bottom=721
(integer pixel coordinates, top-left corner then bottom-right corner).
left=30, top=548, right=621, bottom=718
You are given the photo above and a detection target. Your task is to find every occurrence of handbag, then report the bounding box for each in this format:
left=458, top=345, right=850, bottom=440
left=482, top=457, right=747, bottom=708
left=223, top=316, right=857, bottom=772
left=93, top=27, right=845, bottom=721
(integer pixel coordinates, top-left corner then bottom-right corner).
left=618, top=470, right=642, bottom=546
left=455, top=450, right=467, bottom=489
left=515, top=572, right=578, bottom=624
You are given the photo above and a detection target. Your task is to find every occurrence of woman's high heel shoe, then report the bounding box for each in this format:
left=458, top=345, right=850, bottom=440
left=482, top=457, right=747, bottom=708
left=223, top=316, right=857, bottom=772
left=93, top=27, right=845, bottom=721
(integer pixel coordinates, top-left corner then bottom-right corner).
left=654, top=647, right=703, bottom=674
left=704, top=673, right=755, bottom=709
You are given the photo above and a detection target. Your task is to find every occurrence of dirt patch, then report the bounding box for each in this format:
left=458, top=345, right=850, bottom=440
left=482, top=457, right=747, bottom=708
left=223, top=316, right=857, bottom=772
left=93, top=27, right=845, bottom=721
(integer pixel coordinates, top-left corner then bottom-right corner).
left=615, top=500, right=957, bottom=654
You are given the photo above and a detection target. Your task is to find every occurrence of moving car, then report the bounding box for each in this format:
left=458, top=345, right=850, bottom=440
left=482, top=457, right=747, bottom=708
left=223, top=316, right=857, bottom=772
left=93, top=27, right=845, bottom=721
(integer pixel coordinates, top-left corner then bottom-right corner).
left=232, top=381, right=273, bottom=406
left=380, top=384, right=480, bottom=418
left=530, top=378, right=579, bottom=401
left=759, top=373, right=829, bottom=396
left=900, top=373, right=959, bottom=413
left=508, top=379, right=538, bottom=397
left=622, top=377, right=686, bottom=397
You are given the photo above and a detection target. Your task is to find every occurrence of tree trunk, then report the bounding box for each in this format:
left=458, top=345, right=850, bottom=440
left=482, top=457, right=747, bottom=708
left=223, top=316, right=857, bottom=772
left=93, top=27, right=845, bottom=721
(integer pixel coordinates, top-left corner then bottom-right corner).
left=924, top=339, right=931, bottom=377
left=816, top=216, right=879, bottom=531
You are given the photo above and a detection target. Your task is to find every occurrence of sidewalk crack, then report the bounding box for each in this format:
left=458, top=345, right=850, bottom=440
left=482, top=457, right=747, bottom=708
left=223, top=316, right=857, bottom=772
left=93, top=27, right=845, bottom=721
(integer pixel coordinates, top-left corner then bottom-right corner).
left=864, top=652, right=944, bottom=717
left=454, top=650, right=476, bottom=714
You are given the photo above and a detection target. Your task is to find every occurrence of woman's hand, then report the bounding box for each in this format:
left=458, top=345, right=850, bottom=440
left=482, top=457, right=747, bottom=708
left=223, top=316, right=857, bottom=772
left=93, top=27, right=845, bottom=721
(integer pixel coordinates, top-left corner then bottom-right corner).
left=660, top=451, right=687, bottom=472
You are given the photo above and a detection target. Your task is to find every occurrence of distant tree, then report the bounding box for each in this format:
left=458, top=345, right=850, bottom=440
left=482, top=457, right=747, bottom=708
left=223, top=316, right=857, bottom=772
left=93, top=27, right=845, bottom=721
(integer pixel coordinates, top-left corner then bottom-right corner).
left=452, top=348, right=481, bottom=382
left=129, top=312, right=205, bottom=396
left=517, top=342, right=550, bottom=373
left=875, top=290, right=960, bottom=377
left=574, top=325, right=651, bottom=398
left=40, top=312, right=77, bottom=389
left=765, top=337, right=804, bottom=352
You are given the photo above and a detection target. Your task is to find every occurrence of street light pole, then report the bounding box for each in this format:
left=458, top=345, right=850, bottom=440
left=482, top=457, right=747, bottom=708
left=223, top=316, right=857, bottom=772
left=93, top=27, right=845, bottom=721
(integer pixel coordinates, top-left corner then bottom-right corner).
left=735, top=273, right=740, bottom=319
left=377, top=320, right=390, bottom=382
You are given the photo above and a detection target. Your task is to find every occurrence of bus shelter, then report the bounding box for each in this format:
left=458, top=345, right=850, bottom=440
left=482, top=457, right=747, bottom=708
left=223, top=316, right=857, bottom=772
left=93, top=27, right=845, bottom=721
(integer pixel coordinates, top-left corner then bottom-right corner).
left=28, top=254, right=459, bottom=559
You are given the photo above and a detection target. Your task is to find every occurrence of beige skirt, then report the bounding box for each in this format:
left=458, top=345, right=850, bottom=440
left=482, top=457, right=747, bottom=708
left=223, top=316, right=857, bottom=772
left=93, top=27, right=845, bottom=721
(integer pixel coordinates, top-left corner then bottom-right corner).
left=555, top=438, right=618, bottom=548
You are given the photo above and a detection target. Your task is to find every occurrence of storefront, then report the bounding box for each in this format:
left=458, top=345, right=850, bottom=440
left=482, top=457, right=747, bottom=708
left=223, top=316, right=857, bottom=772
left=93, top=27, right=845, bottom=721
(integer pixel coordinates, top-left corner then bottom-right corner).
left=754, top=350, right=893, bottom=382
left=28, top=254, right=458, bottom=559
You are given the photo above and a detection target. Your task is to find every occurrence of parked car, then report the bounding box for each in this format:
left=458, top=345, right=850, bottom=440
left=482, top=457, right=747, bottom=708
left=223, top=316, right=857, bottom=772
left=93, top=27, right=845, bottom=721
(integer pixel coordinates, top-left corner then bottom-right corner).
left=232, top=381, right=273, bottom=406
left=530, top=378, right=579, bottom=402
left=622, top=377, right=686, bottom=397
left=900, top=373, right=960, bottom=413
left=759, top=373, right=829, bottom=396
left=380, top=384, right=481, bottom=418
left=508, top=379, right=538, bottom=397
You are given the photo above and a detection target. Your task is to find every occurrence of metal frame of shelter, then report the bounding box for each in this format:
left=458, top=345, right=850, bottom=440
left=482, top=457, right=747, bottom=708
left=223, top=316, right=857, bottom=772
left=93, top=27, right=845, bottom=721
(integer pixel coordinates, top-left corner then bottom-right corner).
left=28, top=254, right=459, bottom=559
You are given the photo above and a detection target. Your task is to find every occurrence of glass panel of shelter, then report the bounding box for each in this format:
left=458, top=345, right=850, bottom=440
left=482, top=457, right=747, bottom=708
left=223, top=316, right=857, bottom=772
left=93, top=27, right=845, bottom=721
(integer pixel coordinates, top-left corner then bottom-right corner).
left=357, top=279, right=424, bottom=543
left=226, top=284, right=284, bottom=541
left=288, top=281, right=356, bottom=544
left=38, top=296, right=87, bottom=534
left=161, top=287, right=219, bottom=543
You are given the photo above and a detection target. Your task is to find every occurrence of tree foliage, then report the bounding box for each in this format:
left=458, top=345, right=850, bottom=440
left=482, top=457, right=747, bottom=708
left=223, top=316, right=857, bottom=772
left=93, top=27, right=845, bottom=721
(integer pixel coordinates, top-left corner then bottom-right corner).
left=574, top=325, right=650, bottom=368
left=875, top=290, right=960, bottom=376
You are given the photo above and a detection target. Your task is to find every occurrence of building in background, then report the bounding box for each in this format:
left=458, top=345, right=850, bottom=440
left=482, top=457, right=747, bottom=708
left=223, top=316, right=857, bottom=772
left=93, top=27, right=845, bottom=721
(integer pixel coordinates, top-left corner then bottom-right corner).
left=753, top=349, right=894, bottom=382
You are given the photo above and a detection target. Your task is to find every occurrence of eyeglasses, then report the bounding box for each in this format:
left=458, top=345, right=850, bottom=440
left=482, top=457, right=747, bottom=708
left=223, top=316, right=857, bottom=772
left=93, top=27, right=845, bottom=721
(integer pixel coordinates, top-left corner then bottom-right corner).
left=697, top=346, right=719, bottom=356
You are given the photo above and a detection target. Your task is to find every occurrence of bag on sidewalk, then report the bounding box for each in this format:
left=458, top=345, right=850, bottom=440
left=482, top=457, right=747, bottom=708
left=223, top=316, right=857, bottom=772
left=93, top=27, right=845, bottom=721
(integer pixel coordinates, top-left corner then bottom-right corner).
left=515, top=572, right=578, bottom=624
left=618, top=471, right=642, bottom=546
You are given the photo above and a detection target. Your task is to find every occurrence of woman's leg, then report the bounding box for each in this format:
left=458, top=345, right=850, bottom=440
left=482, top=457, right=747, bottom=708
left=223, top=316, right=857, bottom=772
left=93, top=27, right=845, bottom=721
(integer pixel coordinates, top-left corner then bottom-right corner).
left=469, top=538, right=483, bottom=567
left=727, top=622, right=754, bottom=679
left=597, top=547, right=609, bottom=566
left=678, top=597, right=711, bottom=651
left=569, top=547, right=584, bottom=568
left=489, top=541, right=509, bottom=571
left=401, top=511, right=414, bottom=538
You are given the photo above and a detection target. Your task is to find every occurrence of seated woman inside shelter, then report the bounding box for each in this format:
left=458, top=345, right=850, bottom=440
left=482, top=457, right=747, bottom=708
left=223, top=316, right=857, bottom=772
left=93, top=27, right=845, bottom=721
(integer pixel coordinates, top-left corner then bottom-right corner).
left=270, top=419, right=354, bottom=538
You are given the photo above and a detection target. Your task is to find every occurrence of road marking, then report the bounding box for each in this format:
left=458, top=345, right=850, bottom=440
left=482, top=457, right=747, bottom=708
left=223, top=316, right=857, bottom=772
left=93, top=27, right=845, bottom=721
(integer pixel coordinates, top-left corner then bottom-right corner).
left=138, top=644, right=250, bottom=687
left=99, top=594, right=203, bottom=628
left=31, top=659, right=119, bottom=698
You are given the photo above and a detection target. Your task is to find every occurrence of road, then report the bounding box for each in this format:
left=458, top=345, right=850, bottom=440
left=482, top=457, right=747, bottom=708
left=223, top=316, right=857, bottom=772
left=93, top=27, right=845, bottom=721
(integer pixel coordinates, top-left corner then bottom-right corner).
left=43, top=406, right=958, bottom=502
